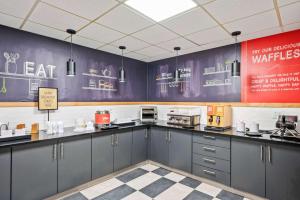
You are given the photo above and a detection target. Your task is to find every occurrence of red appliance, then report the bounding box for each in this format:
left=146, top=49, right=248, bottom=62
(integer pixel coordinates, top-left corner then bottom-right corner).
left=95, top=110, right=110, bottom=128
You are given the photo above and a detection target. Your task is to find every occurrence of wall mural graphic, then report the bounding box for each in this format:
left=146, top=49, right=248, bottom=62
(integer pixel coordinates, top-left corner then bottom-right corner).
left=0, top=25, right=147, bottom=102
left=241, top=29, right=300, bottom=103
left=148, top=44, right=241, bottom=102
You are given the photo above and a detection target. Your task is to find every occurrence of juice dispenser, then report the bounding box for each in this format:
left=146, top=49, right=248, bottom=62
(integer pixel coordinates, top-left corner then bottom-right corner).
left=205, top=105, right=232, bottom=131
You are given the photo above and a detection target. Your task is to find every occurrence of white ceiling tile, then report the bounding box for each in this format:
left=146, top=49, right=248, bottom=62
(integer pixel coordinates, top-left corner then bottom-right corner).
left=66, top=35, right=104, bottom=49
left=97, top=5, right=154, bottom=34
left=78, top=23, right=125, bottom=43
left=132, top=25, right=178, bottom=45
left=162, top=7, right=217, bottom=35
left=224, top=10, right=279, bottom=35
left=280, top=2, right=300, bottom=25
left=0, top=0, right=36, bottom=18
left=124, top=51, right=148, bottom=60
left=23, top=21, right=68, bottom=40
left=99, top=44, right=122, bottom=55
left=193, top=0, right=215, bottom=5
left=283, top=21, right=300, bottom=32
left=0, top=13, right=23, bottom=28
left=180, top=46, right=206, bottom=55
left=43, top=0, right=118, bottom=20
left=185, top=26, right=230, bottom=45
left=29, top=2, right=89, bottom=31
left=199, top=38, right=236, bottom=51
left=239, top=26, right=282, bottom=41
left=204, top=0, right=274, bottom=23
left=278, top=0, right=300, bottom=6
left=111, top=36, right=150, bottom=51
left=135, top=46, right=169, bottom=57
left=157, top=37, right=198, bottom=51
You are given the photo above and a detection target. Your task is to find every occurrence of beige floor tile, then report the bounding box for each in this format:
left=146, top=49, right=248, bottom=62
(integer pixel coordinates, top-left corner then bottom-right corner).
left=154, top=183, right=193, bottom=200
left=126, top=172, right=161, bottom=190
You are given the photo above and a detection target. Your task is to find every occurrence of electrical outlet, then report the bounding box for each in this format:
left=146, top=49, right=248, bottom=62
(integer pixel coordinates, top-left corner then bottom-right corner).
left=273, top=112, right=281, bottom=119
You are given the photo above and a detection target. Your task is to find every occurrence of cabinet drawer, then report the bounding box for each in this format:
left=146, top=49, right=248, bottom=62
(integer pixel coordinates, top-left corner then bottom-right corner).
left=193, top=133, right=230, bottom=149
left=193, top=164, right=230, bottom=186
left=193, top=154, right=230, bottom=173
left=193, top=143, right=230, bottom=160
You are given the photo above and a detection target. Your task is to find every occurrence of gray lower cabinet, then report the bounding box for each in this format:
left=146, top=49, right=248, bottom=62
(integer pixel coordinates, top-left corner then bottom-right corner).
left=92, top=134, right=114, bottom=179
left=58, top=135, right=91, bottom=192
left=150, top=127, right=169, bottom=166
left=231, top=138, right=266, bottom=197
left=11, top=141, right=58, bottom=200
left=132, top=128, right=148, bottom=164
left=114, top=130, right=132, bottom=171
left=0, top=148, right=11, bottom=200
left=169, top=129, right=192, bottom=173
left=266, top=143, right=300, bottom=200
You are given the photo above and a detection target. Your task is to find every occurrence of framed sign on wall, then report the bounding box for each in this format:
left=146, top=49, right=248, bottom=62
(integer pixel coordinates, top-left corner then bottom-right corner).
left=38, top=87, right=58, bottom=110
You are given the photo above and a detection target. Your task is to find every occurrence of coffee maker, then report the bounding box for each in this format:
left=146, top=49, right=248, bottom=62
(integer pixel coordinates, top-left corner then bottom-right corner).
left=205, top=105, right=232, bottom=131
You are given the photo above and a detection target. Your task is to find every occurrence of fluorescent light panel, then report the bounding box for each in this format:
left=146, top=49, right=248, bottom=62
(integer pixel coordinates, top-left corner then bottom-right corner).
left=125, top=0, right=197, bottom=22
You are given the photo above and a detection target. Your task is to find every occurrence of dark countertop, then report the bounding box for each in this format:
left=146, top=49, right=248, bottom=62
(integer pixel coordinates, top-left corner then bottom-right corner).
left=152, top=120, right=300, bottom=146
left=1, top=120, right=299, bottom=148
left=0, top=123, right=147, bottom=148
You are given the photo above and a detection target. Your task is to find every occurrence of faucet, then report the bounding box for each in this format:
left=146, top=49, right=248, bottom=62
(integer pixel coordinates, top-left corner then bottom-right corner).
left=0, top=123, right=9, bottom=136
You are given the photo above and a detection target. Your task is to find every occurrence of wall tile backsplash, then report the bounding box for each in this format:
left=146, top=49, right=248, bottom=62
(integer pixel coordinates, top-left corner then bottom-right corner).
left=1, top=105, right=299, bottom=131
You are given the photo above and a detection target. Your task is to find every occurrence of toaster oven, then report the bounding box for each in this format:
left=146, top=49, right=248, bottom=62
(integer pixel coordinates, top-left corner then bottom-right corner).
left=140, top=106, right=158, bottom=123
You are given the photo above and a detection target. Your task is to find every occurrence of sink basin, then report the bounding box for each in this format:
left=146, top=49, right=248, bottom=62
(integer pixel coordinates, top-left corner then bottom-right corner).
left=1, top=130, right=13, bottom=136
left=0, top=129, right=31, bottom=142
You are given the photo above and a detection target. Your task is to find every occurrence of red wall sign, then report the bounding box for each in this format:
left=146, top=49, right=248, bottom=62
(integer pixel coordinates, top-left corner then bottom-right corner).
left=241, top=29, right=300, bottom=103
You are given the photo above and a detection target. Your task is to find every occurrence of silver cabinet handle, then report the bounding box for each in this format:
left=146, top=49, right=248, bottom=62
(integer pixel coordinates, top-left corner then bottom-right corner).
left=145, top=130, right=148, bottom=139
left=203, top=135, right=216, bottom=140
left=203, top=158, right=216, bottom=164
left=53, top=144, right=57, bottom=161
left=111, top=134, right=114, bottom=146
left=115, top=135, right=118, bottom=146
left=168, top=132, right=171, bottom=142
left=268, top=146, right=272, bottom=163
left=60, top=143, right=64, bottom=160
left=203, top=169, right=216, bottom=176
left=165, top=132, right=168, bottom=142
left=260, top=145, right=264, bottom=161
left=203, top=146, right=216, bottom=152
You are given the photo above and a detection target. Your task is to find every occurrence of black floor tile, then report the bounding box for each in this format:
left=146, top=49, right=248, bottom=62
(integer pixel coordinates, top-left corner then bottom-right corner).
left=93, top=184, right=135, bottom=200
left=179, top=177, right=201, bottom=189
left=152, top=167, right=171, bottom=176
left=217, top=190, right=244, bottom=200
left=183, top=190, right=213, bottom=200
left=140, top=177, right=175, bottom=198
left=116, top=168, right=148, bottom=183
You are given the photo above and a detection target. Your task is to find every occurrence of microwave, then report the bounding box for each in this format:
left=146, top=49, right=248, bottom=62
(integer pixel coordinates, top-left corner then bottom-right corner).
left=140, top=106, right=158, bottom=123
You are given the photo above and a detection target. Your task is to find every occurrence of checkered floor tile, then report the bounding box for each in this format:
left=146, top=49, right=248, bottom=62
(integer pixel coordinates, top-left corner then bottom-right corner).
left=60, top=164, right=251, bottom=200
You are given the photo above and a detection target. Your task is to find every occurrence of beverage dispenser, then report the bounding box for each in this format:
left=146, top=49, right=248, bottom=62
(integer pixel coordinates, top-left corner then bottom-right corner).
left=205, top=105, right=232, bottom=131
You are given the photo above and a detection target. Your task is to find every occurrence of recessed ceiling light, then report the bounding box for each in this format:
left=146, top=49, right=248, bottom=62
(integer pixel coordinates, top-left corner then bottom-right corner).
left=125, top=0, right=197, bottom=22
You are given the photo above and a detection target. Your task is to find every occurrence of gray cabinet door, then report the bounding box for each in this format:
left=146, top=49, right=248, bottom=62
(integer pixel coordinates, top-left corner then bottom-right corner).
left=169, top=129, right=192, bottom=173
left=58, top=135, right=91, bottom=192
left=11, top=141, right=57, bottom=200
left=92, top=134, right=114, bottom=179
left=114, top=130, right=132, bottom=171
left=0, top=148, right=11, bottom=200
left=132, top=128, right=148, bottom=165
left=266, top=143, right=300, bottom=200
left=150, top=127, right=169, bottom=166
left=231, top=138, right=266, bottom=197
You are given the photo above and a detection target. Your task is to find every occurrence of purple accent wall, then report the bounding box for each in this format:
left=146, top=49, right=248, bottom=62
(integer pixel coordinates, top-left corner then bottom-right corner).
left=148, top=44, right=241, bottom=102
left=0, top=25, right=241, bottom=103
left=0, top=25, right=147, bottom=102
